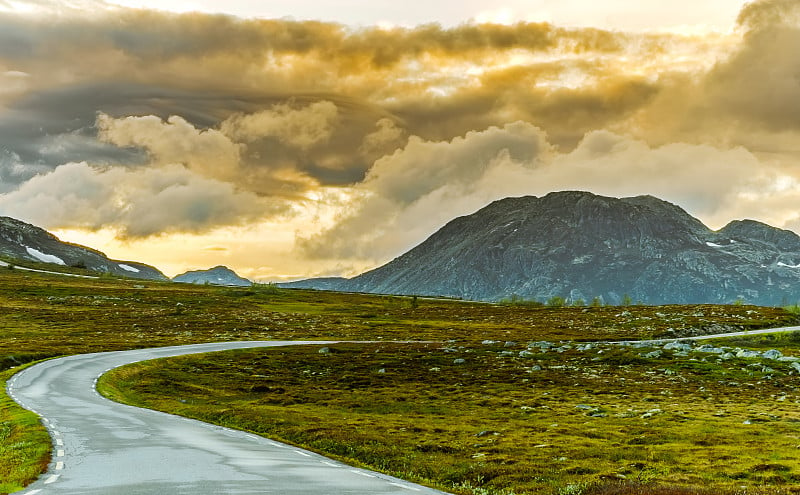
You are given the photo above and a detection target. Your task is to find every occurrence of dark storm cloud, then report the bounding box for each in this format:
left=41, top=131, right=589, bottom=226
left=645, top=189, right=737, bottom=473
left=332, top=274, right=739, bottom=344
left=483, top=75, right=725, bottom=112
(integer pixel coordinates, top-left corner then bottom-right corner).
left=0, top=2, right=789, bottom=240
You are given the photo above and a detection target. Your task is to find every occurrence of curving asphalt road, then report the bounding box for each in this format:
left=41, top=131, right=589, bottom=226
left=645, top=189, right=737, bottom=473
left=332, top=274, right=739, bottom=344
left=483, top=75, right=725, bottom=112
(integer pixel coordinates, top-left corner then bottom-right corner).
left=10, top=326, right=800, bottom=494
left=7, top=341, right=450, bottom=495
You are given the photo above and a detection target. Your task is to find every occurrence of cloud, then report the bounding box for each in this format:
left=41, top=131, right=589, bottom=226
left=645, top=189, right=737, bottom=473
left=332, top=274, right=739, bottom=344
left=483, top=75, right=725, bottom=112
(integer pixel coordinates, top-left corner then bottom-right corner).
left=97, top=113, right=241, bottom=181
left=358, top=118, right=407, bottom=160
left=0, top=147, right=48, bottom=193
left=631, top=0, right=800, bottom=152
left=0, top=0, right=799, bottom=275
left=299, top=122, right=552, bottom=259
left=220, top=100, right=339, bottom=150
left=0, top=8, right=723, bottom=180
left=300, top=123, right=778, bottom=262
left=0, top=161, right=281, bottom=238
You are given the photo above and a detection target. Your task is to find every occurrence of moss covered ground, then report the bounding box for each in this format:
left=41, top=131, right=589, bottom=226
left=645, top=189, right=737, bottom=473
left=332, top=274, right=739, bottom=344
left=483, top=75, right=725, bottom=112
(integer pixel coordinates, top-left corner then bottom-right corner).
left=100, top=341, right=800, bottom=495
left=0, top=266, right=797, bottom=494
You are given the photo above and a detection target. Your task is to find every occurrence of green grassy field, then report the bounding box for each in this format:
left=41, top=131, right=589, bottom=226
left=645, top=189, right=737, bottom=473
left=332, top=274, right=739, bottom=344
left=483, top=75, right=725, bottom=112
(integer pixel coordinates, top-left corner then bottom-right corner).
left=100, top=341, right=800, bottom=495
left=0, top=266, right=799, bottom=494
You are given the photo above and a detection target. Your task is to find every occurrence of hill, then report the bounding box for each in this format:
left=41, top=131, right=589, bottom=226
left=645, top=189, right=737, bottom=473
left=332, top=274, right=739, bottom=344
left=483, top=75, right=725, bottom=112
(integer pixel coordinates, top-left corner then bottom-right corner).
left=173, top=265, right=251, bottom=286
left=0, top=216, right=167, bottom=280
left=285, top=191, right=800, bottom=305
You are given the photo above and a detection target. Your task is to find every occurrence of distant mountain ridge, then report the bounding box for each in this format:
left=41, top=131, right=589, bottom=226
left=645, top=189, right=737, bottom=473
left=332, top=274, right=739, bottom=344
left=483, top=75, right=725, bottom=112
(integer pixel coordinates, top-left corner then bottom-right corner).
left=173, top=265, right=251, bottom=286
left=282, top=191, right=800, bottom=305
left=0, top=216, right=167, bottom=280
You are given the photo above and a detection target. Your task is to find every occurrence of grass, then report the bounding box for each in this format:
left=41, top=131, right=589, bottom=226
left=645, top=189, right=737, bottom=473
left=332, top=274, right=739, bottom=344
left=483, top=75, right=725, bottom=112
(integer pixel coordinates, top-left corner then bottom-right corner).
left=0, top=362, right=51, bottom=495
left=101, top=340, right=800, bottom=495
left=0, top=267, right=797, bottom=493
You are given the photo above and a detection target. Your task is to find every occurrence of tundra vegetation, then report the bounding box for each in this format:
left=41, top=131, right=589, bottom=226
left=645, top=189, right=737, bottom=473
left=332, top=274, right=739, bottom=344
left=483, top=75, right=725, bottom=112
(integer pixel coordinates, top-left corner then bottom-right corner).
left=0, top=266, right=799, bottom=494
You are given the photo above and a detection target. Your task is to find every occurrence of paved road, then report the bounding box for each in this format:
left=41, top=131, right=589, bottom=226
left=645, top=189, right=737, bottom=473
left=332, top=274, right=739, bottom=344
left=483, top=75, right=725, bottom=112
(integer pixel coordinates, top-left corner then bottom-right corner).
left=616, top=324, right=800, bottom=345
left=7, top=341, right=449, bottom=495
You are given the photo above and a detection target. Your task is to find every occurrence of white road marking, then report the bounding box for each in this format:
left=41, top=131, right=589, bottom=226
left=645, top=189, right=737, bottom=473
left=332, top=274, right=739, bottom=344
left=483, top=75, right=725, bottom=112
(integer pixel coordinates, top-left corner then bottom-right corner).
left=25, top=490, right=41, bottom=494
left=44, top=474, right=60, bottom=484
left=55, top=438, right=63, bottom=446
left=42, top=418, right=49, bottom=424
left=293, top=450, right=312, bottom=457
left=350, top=470, right=376, bottom=478
left=56, top=449, right=65, bottom=457
left=53, top=430, right=61, bottom=436
left=389, top=482, right=422, bottom=491
left=321, top=461, right=340, bottom=467
left=55, top=461, right=64, bottom=470
left=268, top=441, right=285, bottom=448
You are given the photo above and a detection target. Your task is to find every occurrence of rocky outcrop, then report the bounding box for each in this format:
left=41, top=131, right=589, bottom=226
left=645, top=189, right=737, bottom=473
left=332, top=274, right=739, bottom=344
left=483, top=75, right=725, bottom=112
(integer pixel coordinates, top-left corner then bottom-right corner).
left=286, top=191, right=800, bottom=305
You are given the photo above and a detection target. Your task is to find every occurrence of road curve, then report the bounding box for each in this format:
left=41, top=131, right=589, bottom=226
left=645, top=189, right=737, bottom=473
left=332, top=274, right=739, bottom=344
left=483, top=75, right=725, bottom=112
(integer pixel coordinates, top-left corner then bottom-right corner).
left=7, top=341, right=449, bottom=495
left=617, top=324, right=800, bottom=345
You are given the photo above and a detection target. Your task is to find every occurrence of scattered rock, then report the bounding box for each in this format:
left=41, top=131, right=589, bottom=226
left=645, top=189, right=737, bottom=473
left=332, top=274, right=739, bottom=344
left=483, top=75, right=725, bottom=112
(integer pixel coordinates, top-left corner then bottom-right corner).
left=453, top=358, right=466, bottom=364
left=519, top=350, right=535, bottom=358
left=736, top=349, right=762, bottom=359
left=641, top=350, right=662, bottom=359
left=663, top=342, right=692, bottom=353
left=318, top=347, right=331, bottom=354
left=762, top=349, right=783, bottom=360
left=696, top=345, right=725, bottom=354
left=641, top=408, right=663, bottom=419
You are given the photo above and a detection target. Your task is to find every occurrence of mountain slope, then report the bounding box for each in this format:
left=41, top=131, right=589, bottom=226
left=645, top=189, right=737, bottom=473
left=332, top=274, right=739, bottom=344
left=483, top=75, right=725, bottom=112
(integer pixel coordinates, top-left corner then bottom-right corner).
left=173, top=266, right=251, bottom=286
left=0, top=216, right=168, bottom=280
left=287, top=191, right=800, bottom=305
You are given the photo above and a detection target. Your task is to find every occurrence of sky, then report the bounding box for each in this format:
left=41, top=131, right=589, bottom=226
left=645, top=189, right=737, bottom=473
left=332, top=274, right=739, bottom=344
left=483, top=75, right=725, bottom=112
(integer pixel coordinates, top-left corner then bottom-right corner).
left=0, top=0, right=798, bottom=280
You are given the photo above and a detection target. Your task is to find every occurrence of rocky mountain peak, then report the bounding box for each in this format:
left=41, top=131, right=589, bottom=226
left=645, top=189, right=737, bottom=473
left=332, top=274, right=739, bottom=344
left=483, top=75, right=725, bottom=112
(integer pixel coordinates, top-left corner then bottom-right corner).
left=284, top=191, right=800, bottom=305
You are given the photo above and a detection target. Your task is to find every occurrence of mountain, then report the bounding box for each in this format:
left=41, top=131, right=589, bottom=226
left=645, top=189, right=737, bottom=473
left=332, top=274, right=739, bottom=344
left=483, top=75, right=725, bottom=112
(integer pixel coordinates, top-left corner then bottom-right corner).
left=279, top=277, right=348, bottom=291
left=172, top=266, right=251, bottom=286
left=284, top=191, right=800, bottom=305
left=0, top=216, right=168, bottom=280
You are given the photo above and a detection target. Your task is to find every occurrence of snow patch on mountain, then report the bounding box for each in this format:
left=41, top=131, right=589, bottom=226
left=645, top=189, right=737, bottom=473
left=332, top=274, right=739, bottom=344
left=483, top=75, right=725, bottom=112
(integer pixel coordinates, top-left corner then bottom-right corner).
left=25, top=246, right=65, bottom=265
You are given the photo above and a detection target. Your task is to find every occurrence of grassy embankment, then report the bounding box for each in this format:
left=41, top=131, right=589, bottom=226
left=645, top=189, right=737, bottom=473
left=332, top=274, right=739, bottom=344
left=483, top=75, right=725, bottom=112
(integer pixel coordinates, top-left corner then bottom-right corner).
left=0, top=266, right=798, bottom=494
left=0, top=363, right=50, bottom=494
left=100, top=338, right=800, bottom=495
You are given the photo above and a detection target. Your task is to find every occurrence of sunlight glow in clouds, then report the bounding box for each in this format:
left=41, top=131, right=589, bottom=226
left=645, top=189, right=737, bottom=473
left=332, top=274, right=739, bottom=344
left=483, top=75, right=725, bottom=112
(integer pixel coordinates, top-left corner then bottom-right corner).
left=0, top=0, right=797, bottom=281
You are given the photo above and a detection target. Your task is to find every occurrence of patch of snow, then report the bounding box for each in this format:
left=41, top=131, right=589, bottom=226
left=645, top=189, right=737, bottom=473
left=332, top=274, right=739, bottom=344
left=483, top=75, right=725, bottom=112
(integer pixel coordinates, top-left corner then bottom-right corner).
left=118, top=264, right=140, bottom=273
left=706, top=241, right=722, bottom=247
left=25, top=246, right=65, bottom=265
left=777, top=262, right=800, bottom=269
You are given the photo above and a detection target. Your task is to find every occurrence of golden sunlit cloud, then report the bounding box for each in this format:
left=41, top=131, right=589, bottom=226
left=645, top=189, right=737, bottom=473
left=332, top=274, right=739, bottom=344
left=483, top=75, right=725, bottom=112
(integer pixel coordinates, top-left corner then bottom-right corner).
left=0, top=0, right=797, bottom=280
